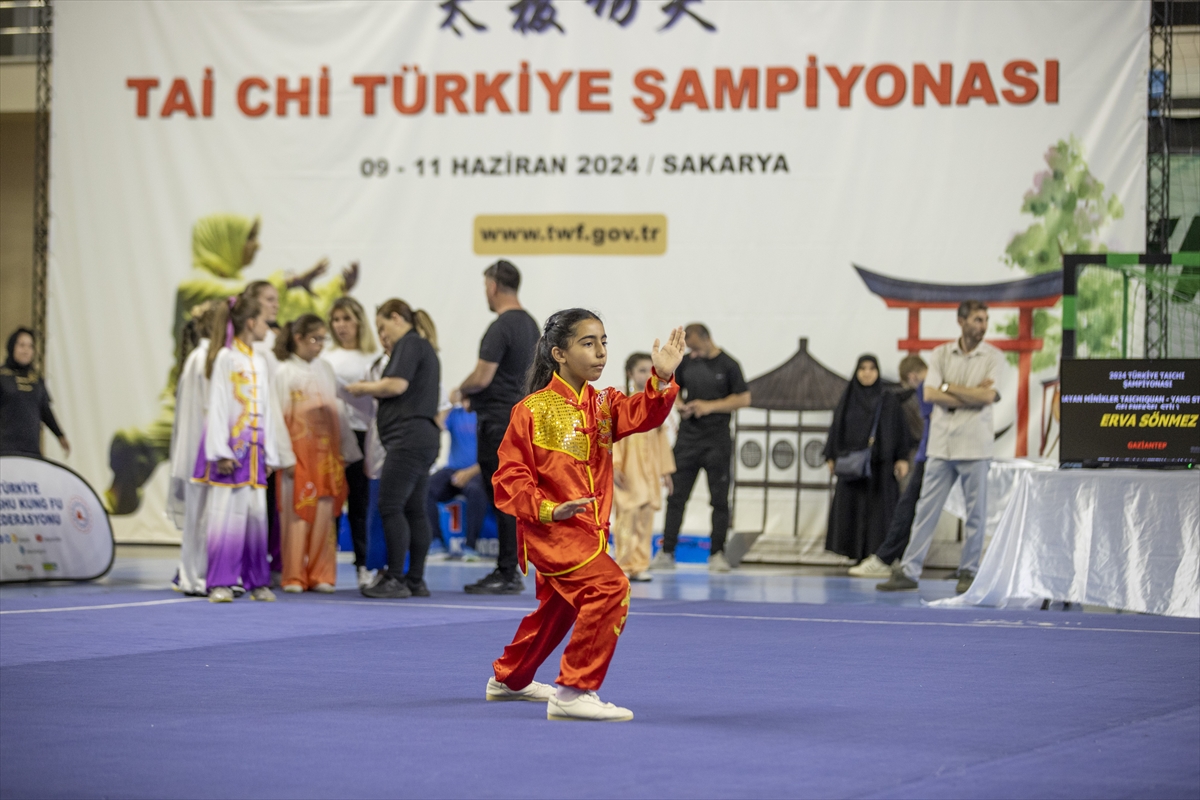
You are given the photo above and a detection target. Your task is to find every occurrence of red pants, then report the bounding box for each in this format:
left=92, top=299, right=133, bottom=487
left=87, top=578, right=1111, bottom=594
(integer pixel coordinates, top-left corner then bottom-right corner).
left=493, top=553, right=630, bottom=692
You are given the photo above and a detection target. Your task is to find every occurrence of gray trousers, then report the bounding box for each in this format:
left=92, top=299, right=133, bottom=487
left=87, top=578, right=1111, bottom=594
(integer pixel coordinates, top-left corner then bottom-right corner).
left=899, top=458, right=990, bottom=581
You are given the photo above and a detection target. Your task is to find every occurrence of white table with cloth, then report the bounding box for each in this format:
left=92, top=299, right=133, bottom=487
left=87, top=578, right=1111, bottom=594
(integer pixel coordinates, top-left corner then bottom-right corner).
left=932, top=469, right=1200, bottom=618
left=942, top=458, right=1055, bottom=541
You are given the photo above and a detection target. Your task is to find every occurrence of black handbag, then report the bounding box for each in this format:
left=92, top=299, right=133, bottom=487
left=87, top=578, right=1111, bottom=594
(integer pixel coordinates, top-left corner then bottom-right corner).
left=834, top=400, right=883, bottom=481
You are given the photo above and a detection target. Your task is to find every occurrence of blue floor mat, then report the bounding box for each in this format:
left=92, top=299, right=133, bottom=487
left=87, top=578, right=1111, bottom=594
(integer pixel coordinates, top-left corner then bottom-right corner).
left=2, top=586, right=1197, bottom=799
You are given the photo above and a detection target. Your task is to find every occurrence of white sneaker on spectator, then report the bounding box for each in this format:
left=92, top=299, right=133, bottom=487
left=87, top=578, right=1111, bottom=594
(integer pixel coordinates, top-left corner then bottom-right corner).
left=547, top=691, right=633, bottom=721
left=629, top=571, right=653, bottom=582
left=356, top=567, right=374, bottom=589
left=312, top=583, right=335, bottom=593
left=649, top=551, right=675, bottom=571
left=282, top=584, right=303, bottom=594
left=208, top=587, right=234, bottom=603
left=848, top=554, right=893, bottom=578
left=250, top=586, right=276, bottom=602
left=486, top=677, right=555, bottom=702
left=708, top=552, right=732, bottom=573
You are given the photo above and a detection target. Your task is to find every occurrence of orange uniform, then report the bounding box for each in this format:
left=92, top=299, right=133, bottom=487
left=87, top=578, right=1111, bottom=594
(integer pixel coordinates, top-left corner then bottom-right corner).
left=274, top=356, right=357, bottom=590
left=491, top=370, right=678, bottom=691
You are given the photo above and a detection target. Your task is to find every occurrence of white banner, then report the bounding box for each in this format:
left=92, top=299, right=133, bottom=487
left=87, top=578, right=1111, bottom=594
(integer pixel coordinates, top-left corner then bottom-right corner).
left=0, top=457, right=114, bottom=582
left=47, top=0, right=1147, bottom=543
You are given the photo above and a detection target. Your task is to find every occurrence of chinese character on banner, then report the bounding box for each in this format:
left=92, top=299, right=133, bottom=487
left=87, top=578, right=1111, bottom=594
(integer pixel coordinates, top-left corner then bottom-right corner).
left=440, top=0, right=488, bottom=36
left=511, top=0, right=564, bottom=34
left=585, top=0, right=638, bottom=27
left=659, top=0, right=715, bottom=32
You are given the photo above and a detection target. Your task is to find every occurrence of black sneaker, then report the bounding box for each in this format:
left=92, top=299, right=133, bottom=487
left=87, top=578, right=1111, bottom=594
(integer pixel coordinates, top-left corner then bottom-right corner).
left=955, top=572, right=975, bottom=595
left=876, top=567, right=919, bottom=592
left=361, top=575, right=412, bottom=599
left=464, top=568, right=525, bottom=595
left=407, top=578, right=431, bottom=597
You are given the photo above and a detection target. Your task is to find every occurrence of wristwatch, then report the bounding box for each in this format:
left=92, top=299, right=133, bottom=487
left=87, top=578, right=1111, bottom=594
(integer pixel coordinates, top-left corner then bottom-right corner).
left=940, top=382, right=950, bottom=393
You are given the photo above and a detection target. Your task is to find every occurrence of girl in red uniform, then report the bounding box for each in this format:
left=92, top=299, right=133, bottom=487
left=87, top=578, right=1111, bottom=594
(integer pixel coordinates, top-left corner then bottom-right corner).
left=487, top=309, right=684, bottom=721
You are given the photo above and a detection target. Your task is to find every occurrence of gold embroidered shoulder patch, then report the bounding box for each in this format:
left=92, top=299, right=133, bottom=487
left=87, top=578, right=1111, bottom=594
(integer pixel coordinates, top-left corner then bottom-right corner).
left=523, top=389, right=589, bottom=461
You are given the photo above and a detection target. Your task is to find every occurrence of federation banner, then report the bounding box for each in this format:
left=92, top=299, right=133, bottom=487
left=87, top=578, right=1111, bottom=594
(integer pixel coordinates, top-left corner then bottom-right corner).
left=47, top=0, right=1148, bottom=544
left=0, top=457, right=114, bottom=583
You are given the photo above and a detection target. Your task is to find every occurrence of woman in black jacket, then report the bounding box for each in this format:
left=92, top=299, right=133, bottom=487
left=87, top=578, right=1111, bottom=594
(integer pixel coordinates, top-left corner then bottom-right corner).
left=346, top=300, right=441, bottom=599
left=0, top=328, right=69, bottom=458
left=823, top=354, right=911, bottom=564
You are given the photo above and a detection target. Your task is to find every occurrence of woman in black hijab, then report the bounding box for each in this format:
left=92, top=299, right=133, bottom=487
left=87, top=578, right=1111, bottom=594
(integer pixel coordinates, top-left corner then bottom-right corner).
left=0, top=328, right=69, bottom=458
left=822, top=354, right=911, bottom=563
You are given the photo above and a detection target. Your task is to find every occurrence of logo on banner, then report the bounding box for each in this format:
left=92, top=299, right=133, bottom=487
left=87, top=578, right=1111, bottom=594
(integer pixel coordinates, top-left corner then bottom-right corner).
left=69, top=497, right=93, bottom=533
left=439, top=0, right=715, bottom=37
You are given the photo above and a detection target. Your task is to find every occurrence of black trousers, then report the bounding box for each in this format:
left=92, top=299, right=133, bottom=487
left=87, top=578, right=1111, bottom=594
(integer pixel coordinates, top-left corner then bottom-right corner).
left=875, top=459, right=926, bottom=564
left=477, top=415, right=518, bottom=577
left=663, top=429, right=732, bottom=556
left=344, top=430, right=370, bottom=568
left=379, top=421, right=439, bottom=583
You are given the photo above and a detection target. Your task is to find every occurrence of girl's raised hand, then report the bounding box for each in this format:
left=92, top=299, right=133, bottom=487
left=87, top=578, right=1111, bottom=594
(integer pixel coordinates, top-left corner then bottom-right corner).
left=651, top=326, right=686, bottom=380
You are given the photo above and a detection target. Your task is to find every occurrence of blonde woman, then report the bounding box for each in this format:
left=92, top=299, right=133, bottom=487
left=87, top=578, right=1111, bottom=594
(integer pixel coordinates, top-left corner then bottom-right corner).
left=322, top=297, right=378, bottom=588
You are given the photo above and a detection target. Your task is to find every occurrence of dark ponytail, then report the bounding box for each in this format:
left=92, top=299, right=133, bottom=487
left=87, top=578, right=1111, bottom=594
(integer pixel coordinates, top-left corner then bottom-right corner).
left=274, top=313, right=325, bottom=361
left=205, top=294, right=262, bottom=378
left=524, top=308, right=602, bottom=395
left=624, top=352, right=652, bottom=394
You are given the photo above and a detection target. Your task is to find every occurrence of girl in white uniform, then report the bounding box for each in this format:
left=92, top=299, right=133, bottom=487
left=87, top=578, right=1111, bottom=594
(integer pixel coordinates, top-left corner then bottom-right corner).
left=167, top=301, right=220, bottom=595
left=196, top=294, right=285, bottom=603
left=242, top=280, right=294, bottom=585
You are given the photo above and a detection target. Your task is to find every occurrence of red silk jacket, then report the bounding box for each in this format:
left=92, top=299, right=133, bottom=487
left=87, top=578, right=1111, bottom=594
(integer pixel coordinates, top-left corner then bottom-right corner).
left=493, top=371, right=679, bottom=576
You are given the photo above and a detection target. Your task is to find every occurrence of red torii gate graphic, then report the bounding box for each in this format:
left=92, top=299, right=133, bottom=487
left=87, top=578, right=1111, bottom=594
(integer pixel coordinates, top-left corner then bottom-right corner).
left=854, top=265, right=1063, bottom=458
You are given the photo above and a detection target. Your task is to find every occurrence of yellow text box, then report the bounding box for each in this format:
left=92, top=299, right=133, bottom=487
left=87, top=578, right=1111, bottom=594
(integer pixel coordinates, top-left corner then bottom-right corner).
left=474, top=214, right=667, bottom=256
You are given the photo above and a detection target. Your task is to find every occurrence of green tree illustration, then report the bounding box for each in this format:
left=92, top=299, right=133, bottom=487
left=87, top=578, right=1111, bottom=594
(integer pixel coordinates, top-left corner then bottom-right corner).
left=1001, top=136, right=1125, bottom=368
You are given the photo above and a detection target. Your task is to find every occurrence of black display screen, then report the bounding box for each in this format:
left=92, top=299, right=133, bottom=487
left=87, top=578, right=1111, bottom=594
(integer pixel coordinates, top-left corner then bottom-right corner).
left=1060, top=359, right=1200, bottom=466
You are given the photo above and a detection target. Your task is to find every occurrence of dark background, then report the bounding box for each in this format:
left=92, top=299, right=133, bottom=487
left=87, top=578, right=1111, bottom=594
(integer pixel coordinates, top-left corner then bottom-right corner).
left=1060, top=358, right=1200, bottom=464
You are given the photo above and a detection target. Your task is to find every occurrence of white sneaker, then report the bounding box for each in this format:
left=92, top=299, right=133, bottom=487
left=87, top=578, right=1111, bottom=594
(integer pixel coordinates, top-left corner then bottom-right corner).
left=547, top=691, right=634, bottom=722
left=250, top=586, right=276, bottom=602
left=708, top=551, right=732, bottom=573
left=486, top=677, right=555, bottom=702
left=649, top=551, right=675, bottom=571
left=356, top=567, right=374, bottom=589
left=848, top=554, right=893, bottom=578
left=629, top=571, right=653, bottom=582
left=312, top=583, right=335, bottom=593
left=208, top=586, right=234, bottom=603
left=282, top=584, right=304, bottom=594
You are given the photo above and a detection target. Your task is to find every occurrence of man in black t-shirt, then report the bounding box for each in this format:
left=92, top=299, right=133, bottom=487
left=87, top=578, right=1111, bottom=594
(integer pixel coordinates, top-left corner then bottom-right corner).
left=452, top=260, right=540, bottom=595
left=653, top=324, right=751, bottom=573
